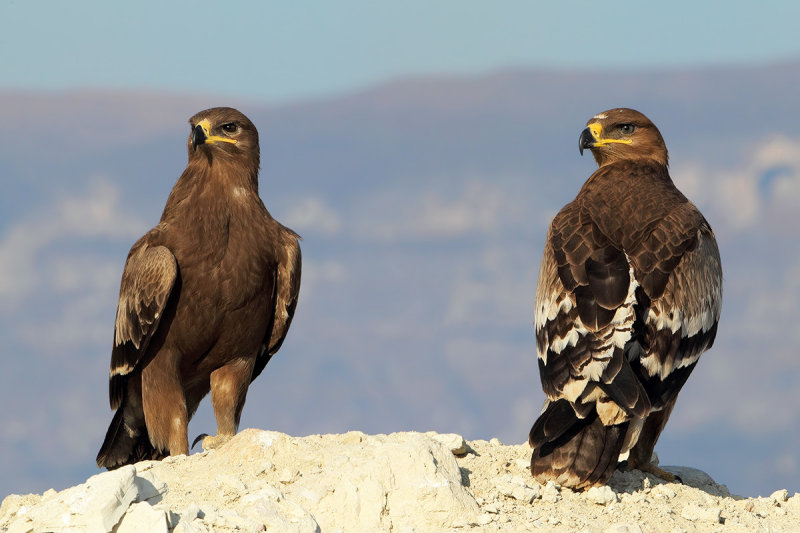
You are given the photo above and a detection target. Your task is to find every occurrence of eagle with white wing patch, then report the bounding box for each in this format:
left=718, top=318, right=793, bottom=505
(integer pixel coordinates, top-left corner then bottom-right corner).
left=528, top=108, right=721, bottom=489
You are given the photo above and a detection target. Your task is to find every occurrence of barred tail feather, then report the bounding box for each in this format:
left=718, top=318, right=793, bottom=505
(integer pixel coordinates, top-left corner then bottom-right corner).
left=530, top=400, right=628, bottom=490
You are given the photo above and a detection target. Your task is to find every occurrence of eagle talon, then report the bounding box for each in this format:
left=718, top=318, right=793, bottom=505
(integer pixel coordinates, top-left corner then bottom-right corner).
left=621, top=460, right=679, bottom=483
left=200, top=433, right=233, bottom=451
left=191, top=433, right=209, bottom=450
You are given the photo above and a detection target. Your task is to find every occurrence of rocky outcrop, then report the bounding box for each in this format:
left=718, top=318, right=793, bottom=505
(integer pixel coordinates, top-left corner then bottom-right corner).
left=1, top=429, right=798, bottom=532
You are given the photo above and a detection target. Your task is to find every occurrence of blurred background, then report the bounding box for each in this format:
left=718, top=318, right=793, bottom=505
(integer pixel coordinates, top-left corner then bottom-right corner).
left=1, top=1, right=799, bottom=499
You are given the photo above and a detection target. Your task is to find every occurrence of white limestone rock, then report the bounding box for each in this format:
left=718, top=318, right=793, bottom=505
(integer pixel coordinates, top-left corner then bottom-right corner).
left=114, top=502, right=168, bottom=533
left=425, top=431, right=468, bottom=455
left=172, top=519, right=209, bottom=533
left=276, top=431, right=481, bottom=531
left=680, top=503, right=722, bottom=523
left=7, top=465, right=137, bottom=533
left=238, top=487, right=320, bottom=533
left=770, top=488, right=789, bottom=503
left=662, top=465, right=730, bottom=497
left=133, top=470, right=168, bottom=503
left=586, top=485, right=618, bottom=506
left=604, top=524, right=643, bottom=533
left=494, top=474, right=540, bottom=503
left=3, top=429, right=800, bottom=533
left=542, top=481, right=562, bottom=503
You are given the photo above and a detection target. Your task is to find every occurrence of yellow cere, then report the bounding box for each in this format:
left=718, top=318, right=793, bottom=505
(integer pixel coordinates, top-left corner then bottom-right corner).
left=198, top=118, right=238, bottom=146
left=588, top=122, right=632, bottom=147
left=197, top=118, right=212, bottom=135
left=588, top=123, right=603, bottom=139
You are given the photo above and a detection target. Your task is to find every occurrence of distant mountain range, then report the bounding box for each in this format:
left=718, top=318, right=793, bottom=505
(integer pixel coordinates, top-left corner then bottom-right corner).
left=1, top=60, right=799, bottom=499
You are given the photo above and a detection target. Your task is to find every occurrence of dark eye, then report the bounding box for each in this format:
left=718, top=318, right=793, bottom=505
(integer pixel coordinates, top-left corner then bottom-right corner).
left=221, top=123, right=238, bottom=134
left=619, top=123, right=635, bottom=134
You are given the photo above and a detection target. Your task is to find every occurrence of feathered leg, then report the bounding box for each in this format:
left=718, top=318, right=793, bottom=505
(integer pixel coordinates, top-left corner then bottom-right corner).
left=202, top=357, right=254, bottom=450
left=621, top=398, right=679, bottom=482
left=142, top=352, right=189, bottom=456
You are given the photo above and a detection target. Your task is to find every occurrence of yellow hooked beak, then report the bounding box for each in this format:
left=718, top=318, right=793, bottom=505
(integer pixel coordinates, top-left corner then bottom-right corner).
left=191, top=119, right=238, bottom=151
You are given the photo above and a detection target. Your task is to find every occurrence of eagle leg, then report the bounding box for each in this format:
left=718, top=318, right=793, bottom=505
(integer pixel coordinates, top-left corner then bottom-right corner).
left=141, top=356, right=189, bottom=456
left=619, top=400, right=680, bottom=483
left=205, top=358, right=255, bottom=450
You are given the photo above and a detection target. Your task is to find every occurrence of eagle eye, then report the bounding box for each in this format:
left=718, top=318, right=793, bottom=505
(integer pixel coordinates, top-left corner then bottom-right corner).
left=221, top=123, right=239, bottom=134
left=619, top=123, right=636, bottom=135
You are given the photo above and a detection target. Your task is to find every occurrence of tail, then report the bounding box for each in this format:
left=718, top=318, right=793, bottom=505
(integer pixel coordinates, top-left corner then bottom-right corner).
left=529, top=399, right=628, bottom=490
left=96, top=407, right=164, bottom=470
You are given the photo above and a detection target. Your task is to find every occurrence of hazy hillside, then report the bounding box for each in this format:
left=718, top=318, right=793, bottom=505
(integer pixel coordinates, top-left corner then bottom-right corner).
left=1, top=60, right=799, bottom=499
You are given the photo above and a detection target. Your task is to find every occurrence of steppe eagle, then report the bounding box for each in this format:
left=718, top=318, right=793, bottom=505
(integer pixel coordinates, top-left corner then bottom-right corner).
left=529, top=108, right=721, bottom=489
left=97, top=107, right=301, bottom=469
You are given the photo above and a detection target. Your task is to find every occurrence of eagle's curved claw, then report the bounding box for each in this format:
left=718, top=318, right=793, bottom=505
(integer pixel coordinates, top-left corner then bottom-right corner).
left=191, top=433, right=209, bottom=450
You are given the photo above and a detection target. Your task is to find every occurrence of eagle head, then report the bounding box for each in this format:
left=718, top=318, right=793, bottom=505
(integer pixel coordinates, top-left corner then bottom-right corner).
left=579, top=108, right=668, bottom=168
left=187, top=107, right=260, bottom=171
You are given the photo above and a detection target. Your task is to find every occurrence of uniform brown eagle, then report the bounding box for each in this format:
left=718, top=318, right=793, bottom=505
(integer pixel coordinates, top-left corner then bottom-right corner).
left=96, top=107, right=301, bottom=469
left=528, top=108, right=721, bottom=489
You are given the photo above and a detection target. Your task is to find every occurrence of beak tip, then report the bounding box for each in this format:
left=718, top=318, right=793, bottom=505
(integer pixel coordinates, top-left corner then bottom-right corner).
left=191, top=124, right=207, bottom=152
left=578, top=127, right=594, bottom=156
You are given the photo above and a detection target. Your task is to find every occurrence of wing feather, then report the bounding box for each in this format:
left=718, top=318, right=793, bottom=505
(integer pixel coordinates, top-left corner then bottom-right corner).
left=109, top=241, right=177, bottom=409
left=638, top=220, right=722, bottom=383
left=535, top=200, right=648, bottom=421
left=252, top=232, right=301, bottom=381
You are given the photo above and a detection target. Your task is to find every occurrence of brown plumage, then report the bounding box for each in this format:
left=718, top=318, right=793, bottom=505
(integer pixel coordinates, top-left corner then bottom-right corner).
left=529, top=108, right=722, bottom=489
left=97, top=107, right=301, bottom=469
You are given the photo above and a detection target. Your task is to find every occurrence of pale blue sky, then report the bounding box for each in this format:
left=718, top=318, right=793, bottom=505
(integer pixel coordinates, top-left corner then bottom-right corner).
left=2, top=1, right=800, bottom=103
